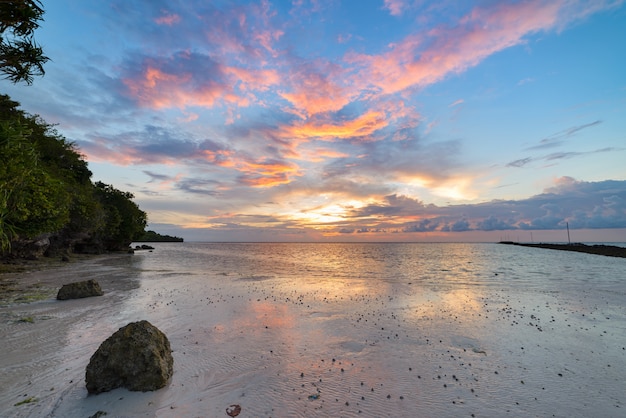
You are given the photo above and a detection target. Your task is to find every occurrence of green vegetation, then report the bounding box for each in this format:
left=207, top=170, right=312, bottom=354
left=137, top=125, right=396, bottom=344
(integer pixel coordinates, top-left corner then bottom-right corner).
left=14, top=396, right=37, bottom=406
left=0, top=95, right=147, bottom=256
left=18, top=316, right=34, bottom=323
left=136, top=230, right=184, bottom=242
left=0, top=1, right=49, bottom=84
left=0, top=2, right=149, bottom=258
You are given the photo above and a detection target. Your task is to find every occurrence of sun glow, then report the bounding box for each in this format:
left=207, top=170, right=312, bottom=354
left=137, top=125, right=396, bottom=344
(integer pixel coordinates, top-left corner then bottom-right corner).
left=287, top=199, right=368, bottom=227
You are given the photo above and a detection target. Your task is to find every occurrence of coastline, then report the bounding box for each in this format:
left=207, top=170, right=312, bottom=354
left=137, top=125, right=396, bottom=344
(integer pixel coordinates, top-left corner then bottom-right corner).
left=499, top=241, right=626, bottom=258
left=1, top=243, right=624, bottom=417
left=0, top=252, right=144, bottom=417
left=0, top=253, right=134, bottom=306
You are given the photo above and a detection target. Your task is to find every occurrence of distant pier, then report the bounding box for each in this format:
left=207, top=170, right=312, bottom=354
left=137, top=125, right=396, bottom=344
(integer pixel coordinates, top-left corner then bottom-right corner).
left=499, top=241, right=626, bottom=258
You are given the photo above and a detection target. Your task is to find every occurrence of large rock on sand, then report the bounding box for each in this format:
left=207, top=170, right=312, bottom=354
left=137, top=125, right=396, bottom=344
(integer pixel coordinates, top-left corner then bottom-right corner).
left=86, top=320, right=173, bottom=394
left=57, top=279, right=103, bottom=300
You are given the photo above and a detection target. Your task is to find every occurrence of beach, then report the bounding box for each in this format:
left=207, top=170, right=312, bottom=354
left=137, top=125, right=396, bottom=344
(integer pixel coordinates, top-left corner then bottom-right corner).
left=1, top=243, right=625, bottom=417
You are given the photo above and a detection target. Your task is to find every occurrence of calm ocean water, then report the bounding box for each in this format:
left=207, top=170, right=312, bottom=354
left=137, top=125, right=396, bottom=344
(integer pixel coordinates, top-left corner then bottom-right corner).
left=135, top=241, right=626, bottom=293
left=125, top=242, right=626, bottom=417
left=5, top=242, right=624, bottom=417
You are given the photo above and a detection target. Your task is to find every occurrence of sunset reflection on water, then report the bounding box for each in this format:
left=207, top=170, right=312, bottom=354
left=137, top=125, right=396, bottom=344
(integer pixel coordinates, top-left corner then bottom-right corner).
left=105, top=242, right=626, bottom=417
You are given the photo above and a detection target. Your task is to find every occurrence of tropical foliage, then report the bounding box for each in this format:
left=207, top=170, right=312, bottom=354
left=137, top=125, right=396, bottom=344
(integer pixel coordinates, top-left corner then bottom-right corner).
left=0, top=2, right=148, bottom=256
left=136, top=230, right=184, bottom=242
left=0, top=0, right=49, bottom=84
left=0, top=95, right=147, bottom=255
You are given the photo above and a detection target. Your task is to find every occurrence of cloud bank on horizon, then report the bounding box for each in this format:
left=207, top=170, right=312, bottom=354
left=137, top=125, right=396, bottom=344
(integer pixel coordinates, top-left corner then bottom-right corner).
left=3, top=0, right=625, bottom=241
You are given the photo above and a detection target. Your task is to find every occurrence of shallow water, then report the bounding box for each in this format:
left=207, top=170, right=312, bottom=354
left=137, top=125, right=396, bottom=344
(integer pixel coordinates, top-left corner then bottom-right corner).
left=1, top=243, right=625, bottom=417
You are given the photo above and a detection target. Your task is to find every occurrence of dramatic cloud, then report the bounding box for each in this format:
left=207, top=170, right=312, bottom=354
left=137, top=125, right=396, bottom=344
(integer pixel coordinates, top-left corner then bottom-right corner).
left=308, top=178, right=626, bottom=236
left=4, top=0, right=624, bottom=241
left=348, top=1, right=566, bottom=95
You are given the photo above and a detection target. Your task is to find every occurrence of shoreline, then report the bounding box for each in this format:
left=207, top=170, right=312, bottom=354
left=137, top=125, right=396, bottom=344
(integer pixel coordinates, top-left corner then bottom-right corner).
left=0, top=252, right=145, bottom=417
left=498, top=241, right=626, bottom=258
left=0, top=252, right=136, bottom=306
left=2, top=243, right=624, bottom=417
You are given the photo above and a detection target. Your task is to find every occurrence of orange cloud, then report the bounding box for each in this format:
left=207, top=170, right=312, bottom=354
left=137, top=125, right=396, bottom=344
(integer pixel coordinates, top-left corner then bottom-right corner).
left=200, top=149, right=236, bottom=167
left=199, top=146, right=301, bottom=188
left=237, top=158, right=302, bottom=187
left=281, top=110, right=388, bottom=141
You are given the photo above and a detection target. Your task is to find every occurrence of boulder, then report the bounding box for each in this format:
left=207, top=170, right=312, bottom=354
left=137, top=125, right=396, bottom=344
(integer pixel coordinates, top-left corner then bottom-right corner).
left=57, top=279, right=104, bottom=300
left=11, top=234, right=51, bottom=259
left=85, top=320, right=173, bottom=394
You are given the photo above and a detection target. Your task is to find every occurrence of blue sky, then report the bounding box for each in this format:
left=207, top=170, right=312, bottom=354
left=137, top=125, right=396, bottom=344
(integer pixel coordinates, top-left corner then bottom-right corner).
left=3, top=0, right=626, bottom=242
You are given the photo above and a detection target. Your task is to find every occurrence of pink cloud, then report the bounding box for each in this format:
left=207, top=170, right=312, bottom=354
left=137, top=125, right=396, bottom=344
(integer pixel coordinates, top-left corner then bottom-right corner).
left=123, top=65, right=225, bottom=109
left=254, top=29, right=285, bottom=56
left=155, top=11, right=181, bottom=26
left=122, top=58, right=279, bottom=110
left=81, top=134, right=301, bottom=188
left=80, top=137, right=179, bottom=166
left=203, top=0, right=283, bottom=63
left=337, top=33, right=352, bottom=44
left=348, top=1, right=574, bottom=95
left=383, top=0, right=407, bottom=16
left=224, top=67, right=281, bottom=93
left=279, top=59, right=356, bottom=117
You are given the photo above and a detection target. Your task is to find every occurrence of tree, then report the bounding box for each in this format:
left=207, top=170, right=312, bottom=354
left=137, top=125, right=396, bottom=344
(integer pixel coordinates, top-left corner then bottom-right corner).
left=0, top=95, right=149, bottom=256
left=0, top=95, right=94, bottom=254
left=0, top=118, right=69, bottom=251
left=93, top=182, right=147, bottom=251
left=0, top=0, right=48, bottom=84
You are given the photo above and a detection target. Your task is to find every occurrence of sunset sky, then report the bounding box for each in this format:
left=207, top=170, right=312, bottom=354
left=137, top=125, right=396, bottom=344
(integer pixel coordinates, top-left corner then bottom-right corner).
left=3, top=0, right=626, bottom=242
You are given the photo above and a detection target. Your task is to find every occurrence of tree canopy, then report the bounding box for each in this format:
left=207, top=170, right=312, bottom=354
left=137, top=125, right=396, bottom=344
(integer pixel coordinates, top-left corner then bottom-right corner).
left=0, top=0, right=49, bottom=84
left=0, top=3, right=151, bottom=256
left=0, top=95, right=148, bottom=255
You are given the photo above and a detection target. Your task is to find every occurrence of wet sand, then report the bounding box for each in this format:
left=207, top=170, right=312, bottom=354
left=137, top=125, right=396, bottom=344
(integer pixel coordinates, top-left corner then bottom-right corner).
left=1, top=251, right=624, bottom=417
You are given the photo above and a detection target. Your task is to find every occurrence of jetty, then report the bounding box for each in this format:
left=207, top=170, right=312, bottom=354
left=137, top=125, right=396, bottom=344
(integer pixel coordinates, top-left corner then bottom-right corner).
left=499, top=241, right=626, bottom=258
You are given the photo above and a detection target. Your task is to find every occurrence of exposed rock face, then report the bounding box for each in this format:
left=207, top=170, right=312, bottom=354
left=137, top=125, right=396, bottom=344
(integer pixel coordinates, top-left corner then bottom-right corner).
left=57, top=279, right=104, bottom=300
left=85, top=320, right=173, bottom=394
left=10, top=234, right=51, bottom=259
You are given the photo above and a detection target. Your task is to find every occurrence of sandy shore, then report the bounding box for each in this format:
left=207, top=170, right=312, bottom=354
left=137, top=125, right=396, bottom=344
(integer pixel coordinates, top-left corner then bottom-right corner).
left=1, top=249, right=624, bottom=417
left=0, top=254, right=143, bottom=417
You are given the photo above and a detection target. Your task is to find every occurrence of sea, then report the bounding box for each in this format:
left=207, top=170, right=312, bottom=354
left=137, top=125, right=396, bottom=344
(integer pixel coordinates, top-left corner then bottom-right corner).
left=2, top=242, right=625, bottom=417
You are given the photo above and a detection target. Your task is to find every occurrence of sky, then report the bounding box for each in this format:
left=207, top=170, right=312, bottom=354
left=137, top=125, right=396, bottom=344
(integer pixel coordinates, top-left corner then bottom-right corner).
left=3, top=0, right=626, bottom=242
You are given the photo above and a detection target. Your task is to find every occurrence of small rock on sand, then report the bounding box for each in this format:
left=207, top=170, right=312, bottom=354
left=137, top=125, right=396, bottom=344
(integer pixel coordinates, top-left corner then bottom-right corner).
left=57, top=279, right=104, bottom=300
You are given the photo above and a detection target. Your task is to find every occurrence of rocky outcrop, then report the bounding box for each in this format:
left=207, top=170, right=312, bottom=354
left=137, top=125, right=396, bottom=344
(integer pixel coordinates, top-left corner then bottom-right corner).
left=133, top=244, right=155, bottom=250
left=56, top=279, right=104, bottom=300
left=10, top=234, right=51, bottom=259
left=85, top=320, right=173, bottom=394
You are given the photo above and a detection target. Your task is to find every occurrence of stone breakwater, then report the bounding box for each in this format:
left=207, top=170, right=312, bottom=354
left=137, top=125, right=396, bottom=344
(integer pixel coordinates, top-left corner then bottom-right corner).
left=499, top=241, right=626, bottom=258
